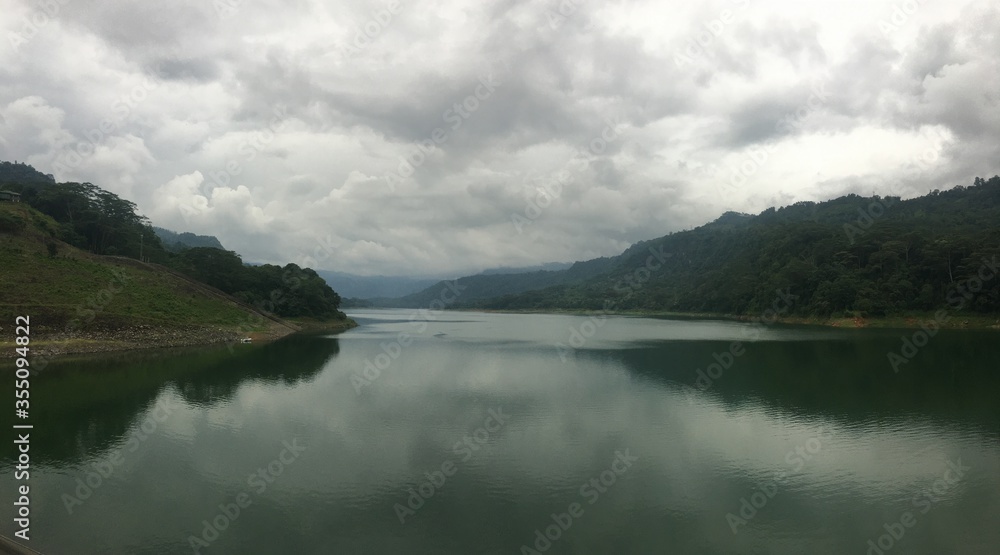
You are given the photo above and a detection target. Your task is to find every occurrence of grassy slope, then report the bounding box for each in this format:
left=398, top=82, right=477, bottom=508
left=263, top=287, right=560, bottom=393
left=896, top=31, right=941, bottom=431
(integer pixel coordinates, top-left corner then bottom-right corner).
left=0, top=202, right=304, bottom=353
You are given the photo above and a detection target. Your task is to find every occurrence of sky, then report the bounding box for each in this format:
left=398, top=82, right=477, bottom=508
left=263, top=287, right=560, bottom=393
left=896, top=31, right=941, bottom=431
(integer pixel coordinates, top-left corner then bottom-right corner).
left=1, top=0, right=997, bottom=277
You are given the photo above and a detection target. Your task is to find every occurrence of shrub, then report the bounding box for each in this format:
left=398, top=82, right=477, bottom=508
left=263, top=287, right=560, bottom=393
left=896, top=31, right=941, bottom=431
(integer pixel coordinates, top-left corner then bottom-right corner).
left=0, top=211, right=25, bottom=234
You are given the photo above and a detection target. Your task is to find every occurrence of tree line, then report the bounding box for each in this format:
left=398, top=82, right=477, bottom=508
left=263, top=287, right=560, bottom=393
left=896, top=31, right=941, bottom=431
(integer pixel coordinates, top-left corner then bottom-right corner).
left=1, top=162, right=344, bottom=320
left=479, top=176, right=1000, bottom=317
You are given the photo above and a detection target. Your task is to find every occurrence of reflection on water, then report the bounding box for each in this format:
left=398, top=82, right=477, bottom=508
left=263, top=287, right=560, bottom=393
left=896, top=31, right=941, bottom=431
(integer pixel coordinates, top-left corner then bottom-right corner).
left=3, top=334, right=339, bottom=465
left=1, top=310, right=997, bottom=554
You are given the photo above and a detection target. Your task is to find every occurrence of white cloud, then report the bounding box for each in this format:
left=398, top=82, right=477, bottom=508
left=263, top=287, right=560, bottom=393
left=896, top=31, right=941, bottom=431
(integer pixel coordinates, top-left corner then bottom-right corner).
left=1, top=0, right=997, bottom=276
left=0, top=96, right=73, bottom=157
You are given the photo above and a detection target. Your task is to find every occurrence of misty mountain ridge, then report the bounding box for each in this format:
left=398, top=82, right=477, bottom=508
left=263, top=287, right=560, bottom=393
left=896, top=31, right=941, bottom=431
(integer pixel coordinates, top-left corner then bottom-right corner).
left=313, top=270, right=442, bottom=299
left=373, top=256, right=619, bottom=308
left=377, top=176, right=1000, bottom=318
left=312, top=263, right=573, bottom=300
left=478, top=262, right=574, bottom=275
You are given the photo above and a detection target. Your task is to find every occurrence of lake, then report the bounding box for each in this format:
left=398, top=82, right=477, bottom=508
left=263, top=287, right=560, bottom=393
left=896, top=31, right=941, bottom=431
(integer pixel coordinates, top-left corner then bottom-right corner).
left=2, top=310, right=998, bottom=554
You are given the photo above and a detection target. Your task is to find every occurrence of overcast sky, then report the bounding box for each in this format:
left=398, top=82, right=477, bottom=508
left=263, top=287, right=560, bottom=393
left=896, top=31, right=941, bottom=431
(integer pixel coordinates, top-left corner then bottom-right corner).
left=1, top=0, right=997, bottom=277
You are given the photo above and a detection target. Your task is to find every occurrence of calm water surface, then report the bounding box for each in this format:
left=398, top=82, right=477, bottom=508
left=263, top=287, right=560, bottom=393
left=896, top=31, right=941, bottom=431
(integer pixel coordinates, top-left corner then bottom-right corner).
left=2, top=310, right=998, bottom=554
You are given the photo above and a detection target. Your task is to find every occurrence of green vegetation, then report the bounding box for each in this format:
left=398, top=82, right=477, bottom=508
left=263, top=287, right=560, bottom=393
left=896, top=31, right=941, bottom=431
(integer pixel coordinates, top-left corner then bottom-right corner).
left=0, top=334, right=341, bottom=463
left=0, top=161, right=346, bottom=322
left=475, top=176, right=1000, bottom=319
left=382, top=256, right=617, bottom=307
left=3, top=178, right=171, bottom=262
left=0, top=160, right=55, bottom=185
left=172, top=247, right=344, bottom=320
left=0, top=202, right=258, bottom=332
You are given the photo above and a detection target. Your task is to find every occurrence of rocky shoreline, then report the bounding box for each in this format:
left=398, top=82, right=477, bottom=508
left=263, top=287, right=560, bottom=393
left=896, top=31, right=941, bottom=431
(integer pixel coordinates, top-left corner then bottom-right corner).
left=0, top=318, right=357, bottom=360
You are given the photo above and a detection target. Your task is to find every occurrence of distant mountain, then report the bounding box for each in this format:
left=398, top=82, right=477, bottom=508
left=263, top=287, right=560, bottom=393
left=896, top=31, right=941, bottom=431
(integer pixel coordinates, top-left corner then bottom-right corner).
left=153, top=227, right=226, bottom=252
left=319, top=263, right=574, bottom=302
left=314, top=270, right=442, bottom=299
left=479, top=262, right=573, bottom=275
left=341, top=297, right=375, bottom=308
left=377, top=256, right=617, bottom=308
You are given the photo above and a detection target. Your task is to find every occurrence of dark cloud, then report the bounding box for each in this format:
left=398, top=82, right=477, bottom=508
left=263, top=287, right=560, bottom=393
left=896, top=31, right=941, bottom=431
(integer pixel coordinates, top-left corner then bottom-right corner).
left=724, top=97, right=801, bottom=146
left=61, top=1, right=215, bottom=50
left=154, top=57, right=221, bottom=83
left=0, top=0, right=996, bottom=276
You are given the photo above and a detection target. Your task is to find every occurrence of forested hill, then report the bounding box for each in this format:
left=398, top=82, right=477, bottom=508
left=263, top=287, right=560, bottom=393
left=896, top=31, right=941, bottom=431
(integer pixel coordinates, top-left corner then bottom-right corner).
left=0, top=161, right=347, bottom=322
left=0, top=160, right=55, bottom=185
left=476, top=176, right=1000, bottom=317
left=378, top=255, right=619, bottom=308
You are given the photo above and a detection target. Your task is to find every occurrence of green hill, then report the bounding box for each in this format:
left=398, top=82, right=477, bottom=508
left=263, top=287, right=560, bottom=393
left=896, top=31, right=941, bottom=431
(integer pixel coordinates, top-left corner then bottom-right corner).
left=0, top=160, right=55, bottom=186
left=0, top=162, right=353, bottom=349
left=0, top=201, right=321, bottom=358
left=378, top=255, right=618, bottom=308
left=473, top=176, right=1000, bottom=324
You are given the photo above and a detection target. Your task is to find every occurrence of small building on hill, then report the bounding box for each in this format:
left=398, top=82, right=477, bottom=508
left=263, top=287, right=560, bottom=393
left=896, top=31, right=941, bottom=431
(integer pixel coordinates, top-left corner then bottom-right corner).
left=0, top=191, right=21, bottom=203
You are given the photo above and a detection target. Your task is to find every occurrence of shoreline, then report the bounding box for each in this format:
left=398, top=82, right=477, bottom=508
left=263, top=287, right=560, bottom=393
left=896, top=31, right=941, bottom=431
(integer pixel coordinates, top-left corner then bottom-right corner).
left=0, top=317, right=358, bottom=360
left=453, top=308, right=1000, bottom=330
left=14, top=305, right=995, bottom=362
